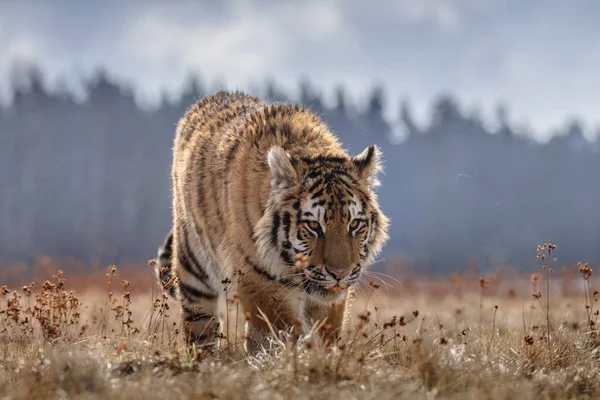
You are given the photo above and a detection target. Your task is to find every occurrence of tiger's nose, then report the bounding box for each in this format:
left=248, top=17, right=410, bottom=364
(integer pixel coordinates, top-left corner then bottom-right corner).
left=326, top=267, right=350, bottom=280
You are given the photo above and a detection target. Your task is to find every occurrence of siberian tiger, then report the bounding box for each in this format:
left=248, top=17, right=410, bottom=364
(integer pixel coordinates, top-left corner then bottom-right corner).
left=155, top=91, right=389, bottom=353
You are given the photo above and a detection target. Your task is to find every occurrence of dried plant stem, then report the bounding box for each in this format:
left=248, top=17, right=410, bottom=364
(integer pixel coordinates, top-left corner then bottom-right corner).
left=490, top=305, right=498, bottom=352
left=546, top=266, right=551, bottom=346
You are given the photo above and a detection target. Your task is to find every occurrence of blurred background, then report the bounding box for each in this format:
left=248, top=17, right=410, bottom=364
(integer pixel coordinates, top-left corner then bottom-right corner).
left=1, top=0, right=599, bottom=280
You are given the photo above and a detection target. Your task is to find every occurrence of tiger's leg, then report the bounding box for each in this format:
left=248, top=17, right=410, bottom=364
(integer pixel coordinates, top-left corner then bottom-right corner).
left=172, top=233, right=221, bottom=348
left=155, top=229, right=177, bottom=299
left=305, top=286, right=356, bottom=345
left=238, top=268, right=307, bottom=354
left=177, top=278, right=220, bottom=347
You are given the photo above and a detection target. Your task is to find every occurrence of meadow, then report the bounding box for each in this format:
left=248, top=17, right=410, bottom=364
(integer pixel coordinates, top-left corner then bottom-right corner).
left=1, top=243, right=599, bottom=399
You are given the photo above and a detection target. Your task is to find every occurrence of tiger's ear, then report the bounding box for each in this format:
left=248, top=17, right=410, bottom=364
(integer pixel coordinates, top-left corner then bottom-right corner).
left=352, top=145, right=382, bottom=187
left=267, top=146, right=297, bottom=189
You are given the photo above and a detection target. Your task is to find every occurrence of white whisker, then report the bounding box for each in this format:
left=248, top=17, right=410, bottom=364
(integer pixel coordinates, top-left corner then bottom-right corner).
left=365, top=270, right=402, bottom=285
left=249, top=272, right=304, bottom=299
left=362, top=271, right=394, bottom=291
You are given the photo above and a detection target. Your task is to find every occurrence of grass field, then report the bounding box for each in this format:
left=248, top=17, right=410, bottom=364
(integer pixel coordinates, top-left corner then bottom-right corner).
left=1, top=244, right=600, bottom=399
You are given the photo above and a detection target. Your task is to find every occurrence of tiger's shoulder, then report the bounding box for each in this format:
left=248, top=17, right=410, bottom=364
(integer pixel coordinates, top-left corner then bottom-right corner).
left=173, top=90, right=265, bottom=146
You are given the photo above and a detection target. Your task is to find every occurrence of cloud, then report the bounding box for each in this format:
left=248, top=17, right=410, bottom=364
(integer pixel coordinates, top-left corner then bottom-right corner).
left=1, top=0, right=600, bottom=139
left=110, top=0, right=354, bottom=104
left=391, top=0, right=464, bottom=33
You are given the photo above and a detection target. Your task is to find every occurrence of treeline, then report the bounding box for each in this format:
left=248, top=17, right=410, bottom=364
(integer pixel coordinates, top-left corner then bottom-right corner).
left=1, top=65, right=599, bottom=273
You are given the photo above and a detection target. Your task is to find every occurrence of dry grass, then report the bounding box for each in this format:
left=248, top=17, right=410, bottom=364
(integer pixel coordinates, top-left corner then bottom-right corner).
left=2, top=244, right=600, bottom=399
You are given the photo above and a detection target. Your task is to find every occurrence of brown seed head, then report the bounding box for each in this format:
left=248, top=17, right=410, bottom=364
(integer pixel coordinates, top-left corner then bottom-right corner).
left=578, top=262, right=593, bottom=280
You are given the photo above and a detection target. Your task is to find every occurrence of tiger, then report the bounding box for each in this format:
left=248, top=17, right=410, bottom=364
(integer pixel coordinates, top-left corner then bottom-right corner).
left=154, top=90, right=389, bottom=353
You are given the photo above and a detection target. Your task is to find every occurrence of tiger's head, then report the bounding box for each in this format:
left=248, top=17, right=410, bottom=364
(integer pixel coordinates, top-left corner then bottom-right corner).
left=255, top=145, right=389, bottom=303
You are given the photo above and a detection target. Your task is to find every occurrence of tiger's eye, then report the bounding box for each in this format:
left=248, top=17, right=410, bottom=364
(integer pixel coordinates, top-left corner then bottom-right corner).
left=349, top=219, right=360, bottom=230
left=307, top=221, right=321, bottom=231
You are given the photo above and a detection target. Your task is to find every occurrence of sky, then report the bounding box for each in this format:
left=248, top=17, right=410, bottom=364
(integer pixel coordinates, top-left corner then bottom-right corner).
left=1, top=0, right=599, bottom=141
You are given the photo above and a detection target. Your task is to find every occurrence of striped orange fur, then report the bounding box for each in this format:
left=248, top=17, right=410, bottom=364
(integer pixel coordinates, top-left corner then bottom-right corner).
left=155, top=91, right=389, bottom=352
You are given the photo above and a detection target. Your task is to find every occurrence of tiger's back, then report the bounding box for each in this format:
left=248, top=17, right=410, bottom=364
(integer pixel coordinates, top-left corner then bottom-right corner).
left=158, top=91, right=389, bottom=351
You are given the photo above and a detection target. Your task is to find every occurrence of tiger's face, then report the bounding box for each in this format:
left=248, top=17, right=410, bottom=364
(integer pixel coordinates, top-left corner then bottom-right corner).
left=256, top=145, right=389, bottom=303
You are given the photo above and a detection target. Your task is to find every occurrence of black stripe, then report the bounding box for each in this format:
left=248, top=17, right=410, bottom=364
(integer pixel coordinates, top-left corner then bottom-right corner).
left=296, top=206, right=303, bottom=233
left=224, top=140, right=241, bottom=171
left=159, top=230, right=174, bottom=258
left=178, top=250, right=205, bottom=283
left=283, top=194, right=297, bottom=203
left=362, top=246, right=369, bottom=260
left=306, top=170, right=321, bottom=180
left=245, top=257, right=299, bottom=287
left=179, top=281, right=217, bottom=301
left=300, top=155, right=348, bottom=164
left=300, top=126, right=312, bottom=138
left=271, top=212, right=281, bottom=246
left=178, top=229, right=212, bottom=287
left=333, top=187, right=345, bottom=206
left=282, top=212, right=291, bottom=237
left=194, top=102, right=221, bottom=137
left=368, top=212, right=378, bottom=245
left=307, top=179, right=324, bottom=193
left=280, top=250, right=294, bottom=266
left=325, top=174, right=356, bottom=190
left=370, top=212, right=377, bottom=231
left=167, top=284, right=177, bottom=299
left=311, top=199, right=326, bottom=208
left=158, top=253, right=172, bottom=264
left=280, top=121, right=292, bottom=137
left=328, top=168, right=357, bottom=180
left=334, top=179, right=357, bottom=195
left=179, top=287, right=195, bottom=304
left=310, top=188, right=325, bottom=199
